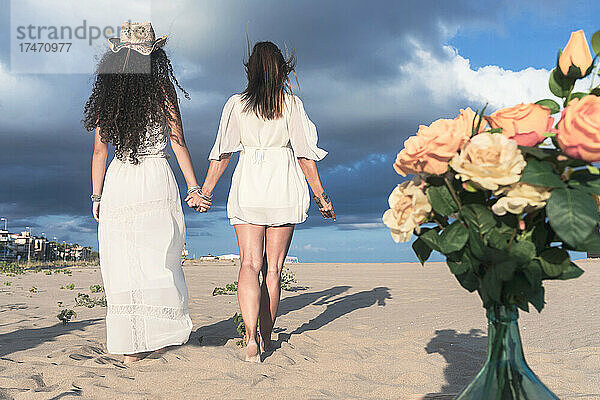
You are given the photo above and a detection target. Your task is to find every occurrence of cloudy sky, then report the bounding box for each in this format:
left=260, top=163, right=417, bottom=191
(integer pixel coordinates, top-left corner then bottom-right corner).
left=1, top=0, right=599, bottom=262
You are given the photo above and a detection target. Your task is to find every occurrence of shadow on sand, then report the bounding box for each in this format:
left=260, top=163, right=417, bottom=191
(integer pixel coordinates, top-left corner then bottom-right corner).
left=422, top=328, right=487, bottom=399
left=191, top=286, right=392, bottom=350
left=0, top=319, right=102, bottom=358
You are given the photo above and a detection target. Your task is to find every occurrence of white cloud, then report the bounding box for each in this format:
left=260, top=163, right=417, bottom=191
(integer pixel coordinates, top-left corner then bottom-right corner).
left=302, top=243, right=325, bottom=252
left=398, top=42, right=593, bottom=113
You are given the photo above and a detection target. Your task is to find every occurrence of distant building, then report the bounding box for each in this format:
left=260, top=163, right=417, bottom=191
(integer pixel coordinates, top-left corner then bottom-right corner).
left=0, top=230, right=16, bottom=261
left=285, top=256, right=299, bottom=263
left=198, top=254, right=219, bottom=261
left=218, top=254, right=240, bottom=261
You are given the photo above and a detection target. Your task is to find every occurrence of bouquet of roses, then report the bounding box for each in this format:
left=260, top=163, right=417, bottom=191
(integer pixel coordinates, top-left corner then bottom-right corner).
left=384, top=29, right=600, bottom=313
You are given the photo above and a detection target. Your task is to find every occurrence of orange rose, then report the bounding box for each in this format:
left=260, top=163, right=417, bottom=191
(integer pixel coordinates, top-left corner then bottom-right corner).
left=558, top=30, right=593, bottom=78
left=394, top=109, right=479, bottom=176
left=557, top=95, right=600, bottom=162
left=455, top=107, right=488, bottom=137
left=486, top=103, right=554, bottom=147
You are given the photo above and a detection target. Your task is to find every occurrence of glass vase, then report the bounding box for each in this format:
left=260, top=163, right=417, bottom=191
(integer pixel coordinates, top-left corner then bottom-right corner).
left=455, top=305, right=559, bottom=400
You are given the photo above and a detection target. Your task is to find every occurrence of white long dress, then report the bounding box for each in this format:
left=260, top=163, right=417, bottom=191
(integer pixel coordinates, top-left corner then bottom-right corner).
left=98, top=121, right=193, bottom=355
left=209, top=94, right=327, bottom=226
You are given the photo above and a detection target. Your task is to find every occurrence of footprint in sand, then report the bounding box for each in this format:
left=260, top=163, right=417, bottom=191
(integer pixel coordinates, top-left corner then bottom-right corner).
left=29, top=373, right=58, bottom=393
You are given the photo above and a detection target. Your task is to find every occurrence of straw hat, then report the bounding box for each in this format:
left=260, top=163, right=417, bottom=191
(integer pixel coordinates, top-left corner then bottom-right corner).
left=108, top=21, right=166, bottom=55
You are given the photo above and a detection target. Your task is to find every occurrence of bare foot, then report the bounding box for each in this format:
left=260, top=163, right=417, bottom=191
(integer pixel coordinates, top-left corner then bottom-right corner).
left=245, top=338, right=261, bottom=363
left=153, top=346, right=170, bottom=355
left=123, top=352, right=150, bottom=363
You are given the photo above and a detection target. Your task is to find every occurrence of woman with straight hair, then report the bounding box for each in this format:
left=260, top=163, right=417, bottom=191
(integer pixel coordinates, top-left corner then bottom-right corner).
left=84, top=22, right=203, bottom=363
left=192, top=41, right=335, bottom=362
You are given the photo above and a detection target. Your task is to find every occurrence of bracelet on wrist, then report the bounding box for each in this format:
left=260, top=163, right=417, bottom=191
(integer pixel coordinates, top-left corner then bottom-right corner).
left=90, top=194, right=102, bottom=202
left=198, top=188, right=213, bottom=201
left=187, top=185, right=201, bottom=195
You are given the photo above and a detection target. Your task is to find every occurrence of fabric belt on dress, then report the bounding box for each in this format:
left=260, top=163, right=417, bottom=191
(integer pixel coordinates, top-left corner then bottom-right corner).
left=116, top=152, right=169, bottom=163
left=242, top=146, right=290, bottom=165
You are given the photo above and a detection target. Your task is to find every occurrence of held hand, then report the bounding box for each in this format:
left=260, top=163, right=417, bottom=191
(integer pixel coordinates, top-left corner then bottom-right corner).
left=185, top=191, right=212, bottom=213
left=313, top=192, right=336, bottom=221
left=92, top=202, right=100, bottom=222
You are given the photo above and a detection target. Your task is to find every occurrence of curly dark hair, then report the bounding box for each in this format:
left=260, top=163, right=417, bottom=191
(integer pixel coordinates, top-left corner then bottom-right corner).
left=83, top=47, right=189, bottom=163
left=241, top=41, right=296, bottom=120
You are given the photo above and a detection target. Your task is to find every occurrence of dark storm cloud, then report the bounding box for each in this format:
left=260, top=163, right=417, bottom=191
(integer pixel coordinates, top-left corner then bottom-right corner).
left=0, top=0, right=525, bottom=239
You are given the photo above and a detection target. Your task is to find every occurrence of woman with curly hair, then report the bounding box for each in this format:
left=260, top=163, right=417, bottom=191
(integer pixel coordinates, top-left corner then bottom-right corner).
left=196, top=41, right=335, bottom=362
left=84, top=22, right=201, bottom=363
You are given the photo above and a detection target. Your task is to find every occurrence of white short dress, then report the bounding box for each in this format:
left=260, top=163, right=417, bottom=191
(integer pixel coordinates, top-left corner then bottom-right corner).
left=98, top=122, right=193, bottom=354
left=209, top=94, right=327, bottom=226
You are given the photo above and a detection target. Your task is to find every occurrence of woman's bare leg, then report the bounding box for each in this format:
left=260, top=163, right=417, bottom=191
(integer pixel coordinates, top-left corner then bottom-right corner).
left=234, top=223, right=266, bottom=362
left=259, top=224, right=294, bottom=350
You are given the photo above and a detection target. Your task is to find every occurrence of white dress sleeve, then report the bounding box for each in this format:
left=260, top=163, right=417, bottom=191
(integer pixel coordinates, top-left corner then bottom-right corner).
left=288, top=95, right=328, bottom=161
left=208, top=95, right=242, bottom=160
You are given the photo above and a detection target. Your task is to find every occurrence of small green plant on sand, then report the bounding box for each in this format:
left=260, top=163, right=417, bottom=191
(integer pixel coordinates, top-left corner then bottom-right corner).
left=29, top=286, right=38, bottom=293
left=65, top=283, right=75, bottom=290
left=212, top=281, right=238, bottom=296
left=74, top=293, right=107, bottom=308
left=57, top=309, right=76, bottom=325
left=280, top=267, right=297, bottom=291
left=44, top=270, right=52, bottom=275
left=4, top=281, right=11, bottom=286
left=57, top=301, right=63, bottom=307
left=89, top=284, right=104, bottom=293
left=233, top=312, right=246, bottom=347
left=0, top=263, right=25, bottom=275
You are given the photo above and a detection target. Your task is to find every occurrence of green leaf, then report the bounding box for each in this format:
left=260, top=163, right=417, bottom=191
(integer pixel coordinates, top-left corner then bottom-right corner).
left=568, top=171, right=600, bottom=195
left=488, top=128, right=503, bottom=134
left=509, top=241, right=536, bottom=265
left=520, top=159, right=565, bottom=188
left=426, top=185, right=458, bottom=217
left=531, top=222, right=549, bottom=251
left=503, top=273, right=533, bottom=311
left=439, top=221, right=469, bottom=254
left=528, top=285, right=545, bottom=312
left=455, top=270, right=479, bottom=292
left=566, top=65, right=583, bottom=79
left=523, top=259, right=543, bottom=286
left=485, top=227, right=509, bottom=251
left=447, top=249, right=473, bottom=275
left=546, top=188, right=599, bottom=247
left=571, top=92, right=588, bottom=101
left=558, top=262, right=584, bottom=280
left=573, top=229, right=600, bottom=253
left=539, top=248, right=570, bottom=278
left=482, top=267, right=502, bottom=303
left=549, top=68, right=572, bottom=98
left=462, top=204, right=496, bottom=235
left=460, top=190, right=486, bottom=206
left=592, top=30, right=600, bottom=56
left=535, top=99, right=561, bottom=114
left=495, top=260, right=517, bottom=281
left=518, top=145, right=557, bottom=160
left=419, top=229, right=442, bottom=253
left=412, top=238, right=432, bottom=265
left=468, top=230, right=486, bottom=261
left=543, top=132, right=557, bottom=138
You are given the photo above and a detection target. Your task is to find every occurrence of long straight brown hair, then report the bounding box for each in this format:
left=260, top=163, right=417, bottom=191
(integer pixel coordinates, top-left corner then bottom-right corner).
left=241, top=41, right=296, bottom=120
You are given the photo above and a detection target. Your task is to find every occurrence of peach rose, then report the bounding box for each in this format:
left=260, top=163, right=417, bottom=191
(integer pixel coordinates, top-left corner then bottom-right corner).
left=558, top=30, right=593, bottom=78
left=455, top=107, right=488, bottom=137
left=492, top=182, right=552, bottom=216
left=394, top=109, right=479, bottom=176
left=486, top=103, right=554, bottom=147
left=382, top=178, right=432, bottom=243
left=449, top=132, right=526, bottom=191
left=557, top=95, right=600, bottom=161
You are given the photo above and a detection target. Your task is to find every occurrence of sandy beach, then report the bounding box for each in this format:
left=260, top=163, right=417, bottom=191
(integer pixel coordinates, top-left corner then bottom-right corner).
left=0, top=259, right=598, bottom=399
